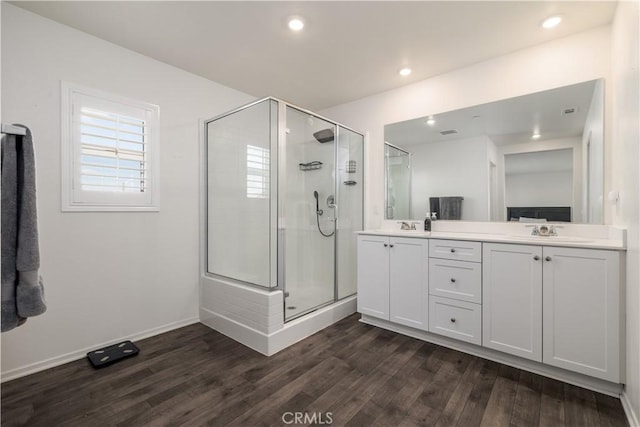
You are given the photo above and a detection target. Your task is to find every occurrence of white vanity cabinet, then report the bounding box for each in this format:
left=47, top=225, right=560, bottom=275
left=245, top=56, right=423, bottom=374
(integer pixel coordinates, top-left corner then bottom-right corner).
left=357, top=235, right=429, bottom=330
left=482, top=243, right=622, bottom=382
left=357, top=229, right=625, bottom=389
left=428, top=239, right=482, bottom=345
left=482, top=243, right=542, bottom=362
left=542, top=246, right=622, bottom=382
left=356, top=235, right=390, bottom=320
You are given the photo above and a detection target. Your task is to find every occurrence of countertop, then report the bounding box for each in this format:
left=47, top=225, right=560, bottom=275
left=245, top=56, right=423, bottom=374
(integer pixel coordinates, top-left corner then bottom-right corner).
left=357, top=229, right=626, bottom=251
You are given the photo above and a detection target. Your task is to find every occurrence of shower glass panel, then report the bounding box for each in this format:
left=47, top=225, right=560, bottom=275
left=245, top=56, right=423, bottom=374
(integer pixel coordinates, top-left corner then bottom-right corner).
left=206, top=99, right=277, bottom=288
left=282, top=107, right=336, bottom=320
left=384, top=143, right=411, bottom=219
left=336, top=128, right=364, bottom=299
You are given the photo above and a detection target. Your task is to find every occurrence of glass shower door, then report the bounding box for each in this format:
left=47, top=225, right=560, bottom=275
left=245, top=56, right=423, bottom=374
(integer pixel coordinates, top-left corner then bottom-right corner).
left=281, top=106, right=336, bottom=320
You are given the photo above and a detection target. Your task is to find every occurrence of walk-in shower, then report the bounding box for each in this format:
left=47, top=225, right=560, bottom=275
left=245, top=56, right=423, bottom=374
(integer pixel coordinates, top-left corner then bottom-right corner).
left=201, top=97, right=364, bottom=345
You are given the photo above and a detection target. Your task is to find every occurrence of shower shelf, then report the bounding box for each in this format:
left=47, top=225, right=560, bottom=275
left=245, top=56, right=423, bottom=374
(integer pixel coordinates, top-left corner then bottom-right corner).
left=299, top=161, right=323, bottom=171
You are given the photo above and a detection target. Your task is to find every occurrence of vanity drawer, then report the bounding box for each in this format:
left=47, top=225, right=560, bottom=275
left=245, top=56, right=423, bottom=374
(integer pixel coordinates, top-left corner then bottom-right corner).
left=429, top=296, right=481, bottom=345
left=429, top=258, right=482, bottom=304
left=429, top=239, right=482, bottom=263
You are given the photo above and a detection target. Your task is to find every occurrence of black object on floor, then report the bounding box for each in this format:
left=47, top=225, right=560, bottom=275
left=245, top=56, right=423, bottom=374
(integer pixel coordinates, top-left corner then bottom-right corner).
left=87, top=341, right=139, bottom=368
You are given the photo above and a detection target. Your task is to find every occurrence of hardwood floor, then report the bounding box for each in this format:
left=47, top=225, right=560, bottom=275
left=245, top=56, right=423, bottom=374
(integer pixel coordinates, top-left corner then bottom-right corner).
left=1, top=314, right=628, bottom=426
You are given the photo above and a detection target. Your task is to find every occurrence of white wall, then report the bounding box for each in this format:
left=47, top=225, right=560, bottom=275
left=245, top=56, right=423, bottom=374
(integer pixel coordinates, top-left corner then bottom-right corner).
left=410, top=135, right=492, bottom=221
left=505, top=171, right=573, bottom=208
left=321, top=26, right=611, bottom=228
left=0, top=4, right=253, bottom=379
left=610, top=1, right=640, bottom=424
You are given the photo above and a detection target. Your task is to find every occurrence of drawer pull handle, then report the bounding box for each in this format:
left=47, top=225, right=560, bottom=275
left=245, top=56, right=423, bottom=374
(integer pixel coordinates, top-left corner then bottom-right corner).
left=390, top=244, right=394, bottom=248
left=450, top=248, right=456, bottom=253
left=533, top=256, right=540, bottom=261
left=450, top=318, right=456, bottom=323
left=450, top=278, right=456, bottom=283
left=545, top=256, right=552, bottom=262
left=383, top=243, right=388, bottom=247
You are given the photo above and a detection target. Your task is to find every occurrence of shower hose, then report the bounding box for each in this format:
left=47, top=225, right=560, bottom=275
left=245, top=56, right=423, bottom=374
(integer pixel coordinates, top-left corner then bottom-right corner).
left=316, top=211, right=335, bottom=237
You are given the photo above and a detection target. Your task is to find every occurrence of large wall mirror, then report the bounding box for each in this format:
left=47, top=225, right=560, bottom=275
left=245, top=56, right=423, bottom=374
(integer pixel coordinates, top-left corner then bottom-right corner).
left=384, top=79, right=604, bottom=224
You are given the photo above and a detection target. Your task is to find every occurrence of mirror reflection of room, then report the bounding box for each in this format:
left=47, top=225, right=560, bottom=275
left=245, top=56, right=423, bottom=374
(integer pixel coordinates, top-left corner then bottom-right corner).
left=384, top=143, right=411, bottom=219
left=384, top=79, right=604, bottom=224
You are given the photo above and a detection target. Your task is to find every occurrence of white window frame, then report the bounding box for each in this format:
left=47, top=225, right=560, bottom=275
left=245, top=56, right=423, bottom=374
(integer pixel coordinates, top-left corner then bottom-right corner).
left=61, top=81, right=160, bottom=212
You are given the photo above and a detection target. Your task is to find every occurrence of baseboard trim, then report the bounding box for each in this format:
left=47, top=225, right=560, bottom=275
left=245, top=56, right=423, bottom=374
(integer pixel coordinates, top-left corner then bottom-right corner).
left=199, top=307, right=269, bottom=354
left=266, top=296, right=356, bottom=355
left=361, top=315, right=623, bottom=397
left=1, top=317, right=199, bottom=383
left=621, top=391, right=640, bottom=427
left=200, top=296, right=357, bottom=356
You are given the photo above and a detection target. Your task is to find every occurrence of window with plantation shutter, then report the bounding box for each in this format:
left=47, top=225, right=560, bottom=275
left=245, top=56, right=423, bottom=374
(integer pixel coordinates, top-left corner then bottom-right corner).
left=246, top=145, right=269, bottom=199
left=61, top=82, right=159, bottom=211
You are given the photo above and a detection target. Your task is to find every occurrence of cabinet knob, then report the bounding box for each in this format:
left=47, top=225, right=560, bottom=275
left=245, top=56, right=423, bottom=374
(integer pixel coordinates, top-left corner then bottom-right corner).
left=450, top=318, right=456, bottom=323
left=545, top=256, right=552, bottom=262
left=533, top=256, right=540, bottom=261
left=450, top=278, right=456, bottom=283
left=383, top=243, right=388, bottom=247
left=390, top=244, right=394, bottom=248
left=450, top=248, right=456, bottom=253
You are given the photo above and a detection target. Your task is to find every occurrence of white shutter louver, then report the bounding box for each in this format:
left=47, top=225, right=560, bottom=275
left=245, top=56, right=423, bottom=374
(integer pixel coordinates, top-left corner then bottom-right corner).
left=246, top=145, right=269, bottom=199
left=62, top=82, right=159, bottom=211
left=79, top=109, right=147, bottom=193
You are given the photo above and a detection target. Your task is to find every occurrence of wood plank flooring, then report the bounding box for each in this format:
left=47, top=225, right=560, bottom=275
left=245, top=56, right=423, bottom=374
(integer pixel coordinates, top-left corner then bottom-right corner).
left=1, top=314, right=629, bottom=426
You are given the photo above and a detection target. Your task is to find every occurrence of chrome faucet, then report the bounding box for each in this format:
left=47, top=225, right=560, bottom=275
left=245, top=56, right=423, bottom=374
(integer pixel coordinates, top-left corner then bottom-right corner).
left=525, top=224, right=563, bottom=236
left=399, top=221, right=411, bottom=230
left=549, top=225, right=564, bottom=236
left=526, top=225, right=540, bottom=236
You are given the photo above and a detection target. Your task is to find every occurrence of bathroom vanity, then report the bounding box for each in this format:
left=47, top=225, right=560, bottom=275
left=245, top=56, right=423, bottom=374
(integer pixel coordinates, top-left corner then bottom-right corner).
left=357, top=222, right=626, bottom=394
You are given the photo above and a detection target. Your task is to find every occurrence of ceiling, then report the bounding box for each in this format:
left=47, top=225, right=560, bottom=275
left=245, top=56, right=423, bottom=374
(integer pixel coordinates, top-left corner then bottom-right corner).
left=12, top=1, right=617, bottom=110
left=384, top=79, right=598, bottom=147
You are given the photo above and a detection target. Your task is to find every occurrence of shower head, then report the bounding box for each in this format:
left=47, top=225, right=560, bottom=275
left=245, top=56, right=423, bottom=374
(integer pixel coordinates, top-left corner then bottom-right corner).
left=313, top=190, right=319, bottom=200
left=313, top=128, right=334, bottom=143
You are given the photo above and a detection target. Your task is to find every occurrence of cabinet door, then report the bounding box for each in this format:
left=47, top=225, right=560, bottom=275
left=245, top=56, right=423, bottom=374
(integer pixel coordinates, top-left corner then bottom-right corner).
left=357, top=235, right=390, bottom=320
left=389, top=237, right=429, bottom=330
left=542, top=247, right=621, bottom=382
left=483, top=243, right=542, bottom=361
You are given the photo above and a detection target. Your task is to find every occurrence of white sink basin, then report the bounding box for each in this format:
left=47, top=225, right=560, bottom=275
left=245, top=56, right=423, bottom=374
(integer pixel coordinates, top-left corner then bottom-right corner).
left=508, top=235, right=593, bottom=243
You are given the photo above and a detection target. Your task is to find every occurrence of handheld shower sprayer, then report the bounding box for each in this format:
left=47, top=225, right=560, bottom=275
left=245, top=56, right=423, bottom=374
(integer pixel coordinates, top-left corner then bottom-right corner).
left=313, top=190, right=323, bottom=215
left=313, top=190, right=334, bottom=237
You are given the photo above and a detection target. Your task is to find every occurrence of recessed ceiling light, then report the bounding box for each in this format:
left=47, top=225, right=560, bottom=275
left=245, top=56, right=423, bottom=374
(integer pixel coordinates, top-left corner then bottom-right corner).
left=288, top=17, right=305, bottom=31
left=399, top=68, right=412, bottom=77
left=532, top=133, right=541, bottom=139
left=541, top=15, right=562, bottom=29
left=426, top=117, right=436, bottom=126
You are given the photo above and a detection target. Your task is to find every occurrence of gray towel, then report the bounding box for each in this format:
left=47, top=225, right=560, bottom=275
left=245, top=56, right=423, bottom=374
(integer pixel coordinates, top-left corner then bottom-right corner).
left=439, top=197, right=464, bottom=220
left=1, top=126, right=46, bottom=332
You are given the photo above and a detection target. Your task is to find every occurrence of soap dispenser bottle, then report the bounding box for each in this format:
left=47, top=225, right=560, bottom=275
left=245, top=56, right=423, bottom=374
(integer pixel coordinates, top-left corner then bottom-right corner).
left=424, top=213, right=432, bottom=231
left=431, top=212, right=438, bottom=221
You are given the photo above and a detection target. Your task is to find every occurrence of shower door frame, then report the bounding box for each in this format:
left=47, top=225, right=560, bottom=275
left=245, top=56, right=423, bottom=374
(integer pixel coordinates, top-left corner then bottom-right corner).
left=279, top=102, right=364, bottom=321
left=201, top=97, right=364, bottom=322
left=202, top=98, right=279, bottom=290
